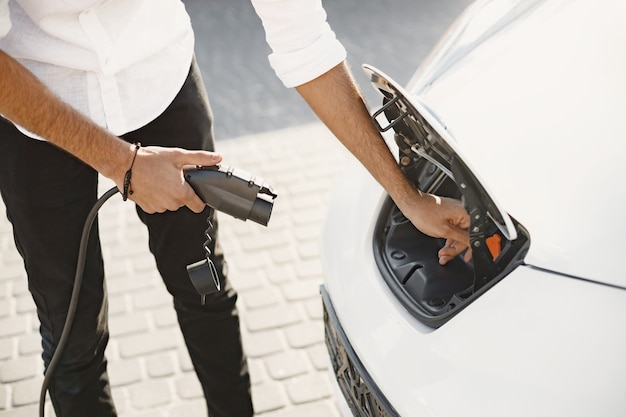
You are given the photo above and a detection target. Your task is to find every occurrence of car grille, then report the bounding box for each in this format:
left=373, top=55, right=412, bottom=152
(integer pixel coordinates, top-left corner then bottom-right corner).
left=321, top=285, right=399, bottom=417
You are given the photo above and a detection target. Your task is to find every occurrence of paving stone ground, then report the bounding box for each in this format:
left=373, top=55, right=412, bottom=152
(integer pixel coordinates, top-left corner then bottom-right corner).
left=0, top=123, right=353, bottom=416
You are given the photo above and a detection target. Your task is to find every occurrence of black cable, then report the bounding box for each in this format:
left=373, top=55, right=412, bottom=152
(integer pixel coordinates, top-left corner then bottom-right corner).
left=200, top=214, right=219, bottom=305
left=39, top=186, right=119, bottom=417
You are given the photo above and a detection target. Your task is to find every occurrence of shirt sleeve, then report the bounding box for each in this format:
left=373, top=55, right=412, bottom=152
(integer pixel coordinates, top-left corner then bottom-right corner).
left=250, top=0, right=347, bottom=88
left=0, top=0, right=11, bottom=38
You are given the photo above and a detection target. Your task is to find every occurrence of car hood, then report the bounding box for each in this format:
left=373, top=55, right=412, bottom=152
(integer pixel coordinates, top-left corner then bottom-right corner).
left=406, top=0, right=626, bottom=287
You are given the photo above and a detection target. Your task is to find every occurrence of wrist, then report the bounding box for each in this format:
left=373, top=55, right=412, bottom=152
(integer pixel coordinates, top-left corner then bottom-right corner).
left=122, top=142, right=141, bottom=201
left=391, top=182, right=424, bottom=212
left=95, top=138, right=139, bottom=185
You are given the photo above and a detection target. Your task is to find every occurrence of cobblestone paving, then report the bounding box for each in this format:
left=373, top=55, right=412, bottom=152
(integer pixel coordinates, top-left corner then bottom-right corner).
left=0, top=123, right=353, bottom=416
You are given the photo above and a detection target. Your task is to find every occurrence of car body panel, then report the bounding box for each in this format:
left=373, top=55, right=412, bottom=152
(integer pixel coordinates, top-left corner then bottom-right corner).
left=322, top=167, right=626, bottom=416
left=409, top=0, right=626, bottom=287
left=322, top=0, right=626, bottom=415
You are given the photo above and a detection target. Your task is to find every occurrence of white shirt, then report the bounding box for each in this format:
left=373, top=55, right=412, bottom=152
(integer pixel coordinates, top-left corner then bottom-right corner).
left=0, top=0, right=346, bottom=137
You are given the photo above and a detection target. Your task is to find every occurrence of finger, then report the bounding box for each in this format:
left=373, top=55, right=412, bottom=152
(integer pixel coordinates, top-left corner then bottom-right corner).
left=438, top=249, right=463, bottom=265
left=438, top=244, right=464, bottom=259
left=137, top=204, right=157, bottom=215
left=183, top=183, right=208, bottom=213
left=438, top=248, right=468, bottom=265
left=445, top=223, right=470, bottom=247
left=438, top=240, right=468, bottom=265
left=178, top=149, right=222, bottom=167
left=187, top=201, right=206, bottom=213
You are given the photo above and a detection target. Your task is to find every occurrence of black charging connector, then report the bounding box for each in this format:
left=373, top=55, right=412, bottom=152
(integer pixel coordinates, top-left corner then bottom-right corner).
left=183, top=164, right=278, bottom=303
left=184, top=164, right=277, bottom=226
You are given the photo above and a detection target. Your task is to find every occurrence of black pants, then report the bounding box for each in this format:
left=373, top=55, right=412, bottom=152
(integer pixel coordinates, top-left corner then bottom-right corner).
left=0, top=60, right=253, bottom=417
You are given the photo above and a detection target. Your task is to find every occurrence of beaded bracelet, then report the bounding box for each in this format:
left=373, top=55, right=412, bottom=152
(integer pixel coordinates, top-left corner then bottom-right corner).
left=122, top=142, right=141, bottom=201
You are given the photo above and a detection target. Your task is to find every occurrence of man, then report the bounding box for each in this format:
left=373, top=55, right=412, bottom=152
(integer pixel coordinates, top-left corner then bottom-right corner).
left=0, top=0, right=470, bottom=416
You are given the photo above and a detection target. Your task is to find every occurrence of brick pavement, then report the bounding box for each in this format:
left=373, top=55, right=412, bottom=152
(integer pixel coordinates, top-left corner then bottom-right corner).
left=0, top=123, right=353, bottom=416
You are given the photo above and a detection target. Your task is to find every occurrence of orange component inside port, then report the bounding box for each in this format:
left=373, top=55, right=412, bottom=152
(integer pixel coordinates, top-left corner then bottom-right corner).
left=486, top=234, right=502, bottom=260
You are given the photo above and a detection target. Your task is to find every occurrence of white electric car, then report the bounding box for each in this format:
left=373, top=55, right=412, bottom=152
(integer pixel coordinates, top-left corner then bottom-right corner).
left=320, top=0, right=626, bottom=416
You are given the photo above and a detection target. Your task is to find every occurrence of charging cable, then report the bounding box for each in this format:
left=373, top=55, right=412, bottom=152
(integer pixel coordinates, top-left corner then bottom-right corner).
left=38, top=186, right=118, bottom=417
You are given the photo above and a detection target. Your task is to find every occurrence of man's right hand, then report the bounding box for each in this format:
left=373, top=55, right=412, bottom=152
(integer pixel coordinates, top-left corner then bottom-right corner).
left=117, top=145, right=223, bottom=214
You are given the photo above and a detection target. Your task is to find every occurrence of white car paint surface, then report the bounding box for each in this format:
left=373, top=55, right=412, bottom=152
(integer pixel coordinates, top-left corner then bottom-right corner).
left=413, top=0, right=626, bottom=287
left=321, top=0, right=626, bottom=416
